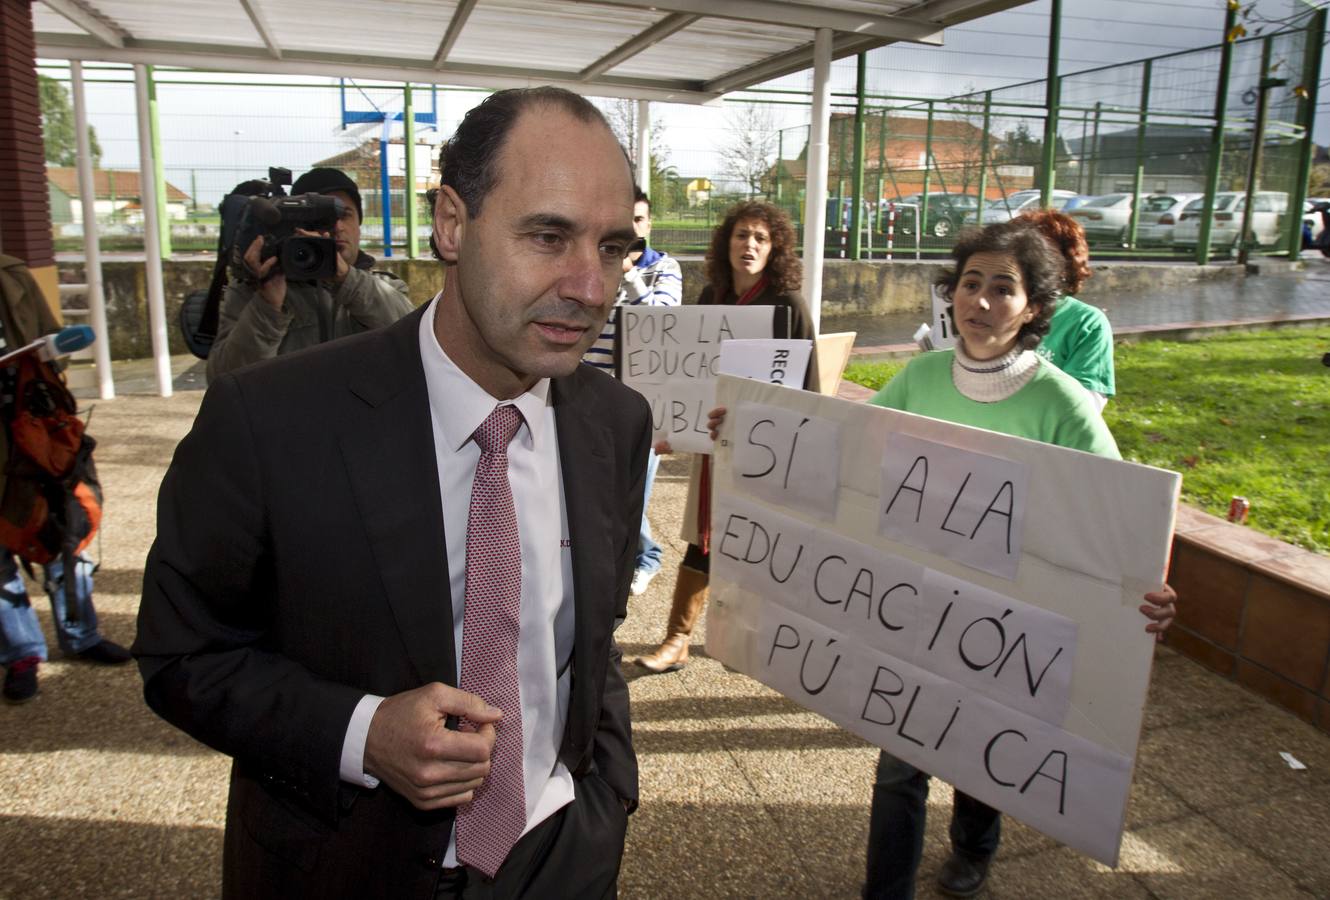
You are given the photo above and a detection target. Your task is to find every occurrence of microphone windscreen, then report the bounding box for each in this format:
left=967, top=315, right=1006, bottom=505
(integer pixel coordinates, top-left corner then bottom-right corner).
left=52, top=325, right=96, bottom=354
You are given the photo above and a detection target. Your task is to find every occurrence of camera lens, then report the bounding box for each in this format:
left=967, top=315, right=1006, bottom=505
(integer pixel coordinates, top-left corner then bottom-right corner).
left=282, top=236, right=335, bottom=280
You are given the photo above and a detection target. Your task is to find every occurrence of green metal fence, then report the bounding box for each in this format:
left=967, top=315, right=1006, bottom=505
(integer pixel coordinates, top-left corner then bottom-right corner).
left=773, top=5, right=1324, bottom=263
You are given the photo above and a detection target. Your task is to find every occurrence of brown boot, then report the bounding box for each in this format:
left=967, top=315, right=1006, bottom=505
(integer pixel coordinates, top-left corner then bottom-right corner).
left=636, top=566, right=709, bottom=673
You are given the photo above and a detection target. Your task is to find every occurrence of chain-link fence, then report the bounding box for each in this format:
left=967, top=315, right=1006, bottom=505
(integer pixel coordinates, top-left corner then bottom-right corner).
left=771, top=8, right=1322, bottom=261
left=40, top=70, right=460, bottom=257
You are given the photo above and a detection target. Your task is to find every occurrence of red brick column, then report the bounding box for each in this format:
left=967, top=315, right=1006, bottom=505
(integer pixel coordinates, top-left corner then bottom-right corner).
left=0, top=0, right=55, bottom=273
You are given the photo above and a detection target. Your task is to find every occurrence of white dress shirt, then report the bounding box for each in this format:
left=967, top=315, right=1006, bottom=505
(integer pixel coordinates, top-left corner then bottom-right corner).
left=340, top=294, right=577, bottom=865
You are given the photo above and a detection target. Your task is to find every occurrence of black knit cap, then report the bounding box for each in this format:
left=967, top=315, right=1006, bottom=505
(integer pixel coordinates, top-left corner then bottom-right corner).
left=291, top=167, right=362, bottom=222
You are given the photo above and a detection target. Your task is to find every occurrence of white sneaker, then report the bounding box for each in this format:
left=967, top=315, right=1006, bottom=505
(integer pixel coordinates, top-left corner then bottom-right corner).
left=630, top=569, right=657, bottom=596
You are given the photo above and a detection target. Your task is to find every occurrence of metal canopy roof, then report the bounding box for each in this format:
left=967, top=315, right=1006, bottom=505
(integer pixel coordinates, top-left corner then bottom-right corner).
left=36, top=0, right=1033, bottom=103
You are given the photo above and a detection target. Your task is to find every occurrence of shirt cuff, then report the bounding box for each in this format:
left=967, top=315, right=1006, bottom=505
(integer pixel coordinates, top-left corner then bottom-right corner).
left=339, top=693, right=386, bottom=788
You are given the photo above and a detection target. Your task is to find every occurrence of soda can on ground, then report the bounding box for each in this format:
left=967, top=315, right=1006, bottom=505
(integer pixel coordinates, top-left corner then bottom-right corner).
left=1227, top=496, right=1250, bottom=524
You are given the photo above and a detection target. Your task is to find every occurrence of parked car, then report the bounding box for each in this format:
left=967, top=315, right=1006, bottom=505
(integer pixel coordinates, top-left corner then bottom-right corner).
left=1068, top=193, right=1136, bottom=245
left=888, top=192, right=980, bottom=238
left=1172, top=191, right=1290, bottom=253
left=1135, top=193, right=1202, bottom=246
left=1303, top=197, right=1329, bottom=243
left=963, top=189, right=1081, bottom=226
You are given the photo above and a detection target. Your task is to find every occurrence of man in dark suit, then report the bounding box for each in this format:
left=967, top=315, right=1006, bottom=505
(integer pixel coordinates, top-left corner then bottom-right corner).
left=134, top=87, right=649, bottom=899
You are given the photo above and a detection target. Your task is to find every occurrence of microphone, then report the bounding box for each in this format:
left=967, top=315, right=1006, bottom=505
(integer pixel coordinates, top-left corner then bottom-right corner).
left=0, top=325, right=97, bottom=366
left=38, top=325, right=96, bottom=361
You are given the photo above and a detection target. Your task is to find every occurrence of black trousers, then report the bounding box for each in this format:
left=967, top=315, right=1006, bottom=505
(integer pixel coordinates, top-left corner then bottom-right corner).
left=435, top=773, right=628, bottom=900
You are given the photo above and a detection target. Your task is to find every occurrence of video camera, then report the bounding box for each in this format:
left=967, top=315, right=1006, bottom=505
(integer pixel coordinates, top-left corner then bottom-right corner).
left=225, top=166, right=343, bottom=283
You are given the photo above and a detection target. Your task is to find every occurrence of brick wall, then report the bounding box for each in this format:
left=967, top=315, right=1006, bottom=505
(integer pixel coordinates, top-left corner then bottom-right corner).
left=0, top=0, right=54, bottom=267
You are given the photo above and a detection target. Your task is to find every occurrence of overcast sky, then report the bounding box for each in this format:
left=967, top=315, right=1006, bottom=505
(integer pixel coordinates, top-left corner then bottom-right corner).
left=40, top=0, right=1328, bottom=204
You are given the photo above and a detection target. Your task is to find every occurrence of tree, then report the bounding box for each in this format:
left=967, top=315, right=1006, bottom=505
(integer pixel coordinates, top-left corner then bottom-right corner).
left=719, top=102, right=777, bottom=199
left=1310, top=161, right=1330, bottom=196
left=940, top=84, right=989, bottom=195
left=39, top=75, right=101, bottom=168
left=597, top=98, right=676, bottom=212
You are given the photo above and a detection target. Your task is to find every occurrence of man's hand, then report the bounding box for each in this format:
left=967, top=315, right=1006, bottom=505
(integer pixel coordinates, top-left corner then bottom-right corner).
left=243, top=235, right=286, bottom=311
left=363, top=682, right=503, bottom=810
left=1140, top=583, right=1177, bottom=642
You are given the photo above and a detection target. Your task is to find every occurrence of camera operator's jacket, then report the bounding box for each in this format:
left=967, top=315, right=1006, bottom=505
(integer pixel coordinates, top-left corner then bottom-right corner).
left=206, top=252, right=413, bottom=380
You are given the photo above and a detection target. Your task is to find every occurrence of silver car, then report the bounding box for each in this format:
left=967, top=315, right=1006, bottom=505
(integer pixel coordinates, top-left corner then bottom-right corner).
left=1135, top=193, right=1202, bottom=246
left=1173, top=191, right=1290, bottom=252
left=1068, top=194, right=1135, bottom=245
left=964, top=189, right=1081, bottom=226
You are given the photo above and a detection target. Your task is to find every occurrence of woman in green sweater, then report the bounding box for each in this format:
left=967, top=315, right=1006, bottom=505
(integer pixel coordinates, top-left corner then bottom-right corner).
left=863, top=220, right=1175, bottom=899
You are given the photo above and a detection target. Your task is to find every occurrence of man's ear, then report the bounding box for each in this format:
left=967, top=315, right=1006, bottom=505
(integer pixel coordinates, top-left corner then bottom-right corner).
left=433, top=185, right=466, bottom=262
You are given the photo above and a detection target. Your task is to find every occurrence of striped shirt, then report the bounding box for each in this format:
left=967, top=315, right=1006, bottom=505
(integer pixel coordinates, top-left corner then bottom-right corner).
left=584, top=247, right=682, bottom=373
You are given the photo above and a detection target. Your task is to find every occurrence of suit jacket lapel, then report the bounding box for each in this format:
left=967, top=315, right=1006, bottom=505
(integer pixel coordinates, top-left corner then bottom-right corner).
left=338, top=308, right=456, bottom=688
left=553, top=370, right=617, bottom=753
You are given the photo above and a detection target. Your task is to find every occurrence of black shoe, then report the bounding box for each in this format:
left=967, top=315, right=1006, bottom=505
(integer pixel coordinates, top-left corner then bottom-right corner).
left=3, top=656, right=40, bottom=704
left=75, top=639, right=132, bottom=666
left=937, top=852, right=991, bottom=898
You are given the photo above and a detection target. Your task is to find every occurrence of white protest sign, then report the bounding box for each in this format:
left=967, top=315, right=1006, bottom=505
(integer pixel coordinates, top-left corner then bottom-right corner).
left=706, top=375, right=1179, bottom=866
left=931, top=284, right=957, bottom=350
left=879, top=431, right=1030, bottom=580
left=617, top=305, right=786, bottom=453
left=730, top=401, right=841, bottom=519
left=717, top=339, right=812, bottom=388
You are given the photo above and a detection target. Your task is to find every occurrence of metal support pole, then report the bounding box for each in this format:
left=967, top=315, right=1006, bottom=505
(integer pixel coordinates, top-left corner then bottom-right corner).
left=1086, top=102, right=1102, bottom=193
left=1040, top=0, right=1062, bottom=204
left=921, top=102, right=934, bottom=240
left=849, top=53, right=867, bottom=259
left=1286, top=7, right=1325, bottom=258
left=636, top=99, right=651, bottom=193
left=405, top=83, right=418, bottom=259
left=133, top=63, right=172, bottom=397
left=1198, top=3, right=1238, bottom=265
left=71, top=61, right=114, bottom=399
left=1238, top=38, right=1282, bottom=267
left=379, top=119, right=392, bottom=256
left=147, top=65, right=171, bottom=257
left=776, top=129, right=784, bottom=202
left=976, top=92, right=991, bottom=211
left=801, top=28, right=833, bottom=334
left=1128, top=61, right=1152, bottom=248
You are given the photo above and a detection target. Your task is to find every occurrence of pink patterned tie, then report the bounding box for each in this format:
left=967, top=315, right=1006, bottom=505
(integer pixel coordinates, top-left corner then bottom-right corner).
left=455, top=404, right=526, bottom=879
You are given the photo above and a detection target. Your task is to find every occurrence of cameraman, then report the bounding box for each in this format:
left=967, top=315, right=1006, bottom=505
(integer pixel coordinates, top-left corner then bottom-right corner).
left=206, top=167, right=413, bottom=379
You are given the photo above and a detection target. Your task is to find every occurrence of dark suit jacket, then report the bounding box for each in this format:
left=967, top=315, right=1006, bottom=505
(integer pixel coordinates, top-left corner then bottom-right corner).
left=135, top=305, right=650, bottom=899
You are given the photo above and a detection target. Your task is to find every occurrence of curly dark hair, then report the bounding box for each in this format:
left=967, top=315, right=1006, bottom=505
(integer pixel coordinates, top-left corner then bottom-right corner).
left=935, top=220, right=1065, bottom=350
left=705, top=201, right=802, bottom=296
left=1014, top=208, right=1092, bottom=294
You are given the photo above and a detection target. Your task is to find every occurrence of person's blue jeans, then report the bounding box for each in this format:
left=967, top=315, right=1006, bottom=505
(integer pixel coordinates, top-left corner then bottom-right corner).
left=0, top=552, right=99, bottom=665
left=863, top=750, right=1001, bottom=900
left=636, top=449, right=662, bottom=575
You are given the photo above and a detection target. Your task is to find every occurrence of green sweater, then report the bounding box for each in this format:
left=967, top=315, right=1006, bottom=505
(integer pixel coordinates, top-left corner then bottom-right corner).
left=1037, top=296, right=1115, bottom=397
left=870, top=349, right=1121, bottom=459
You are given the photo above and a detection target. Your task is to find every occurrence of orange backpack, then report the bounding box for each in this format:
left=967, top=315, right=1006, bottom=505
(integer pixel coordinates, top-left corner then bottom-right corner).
left=0, top=350, right=101, bottom=566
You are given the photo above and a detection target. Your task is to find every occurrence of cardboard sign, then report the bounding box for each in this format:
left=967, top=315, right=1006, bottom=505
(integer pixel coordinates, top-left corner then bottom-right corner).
left=616, top=305, right=787, bottom=453
left=705, top=375, right=1180, bottom=866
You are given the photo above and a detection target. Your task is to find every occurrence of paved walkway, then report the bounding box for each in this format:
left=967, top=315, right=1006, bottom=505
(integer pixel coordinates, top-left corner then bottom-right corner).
left=2, top=372, right=1329, bottom=897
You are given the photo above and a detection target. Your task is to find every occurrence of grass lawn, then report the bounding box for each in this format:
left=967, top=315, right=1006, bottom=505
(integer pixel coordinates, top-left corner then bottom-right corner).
left=844, top=328, right=1330, bottom=554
